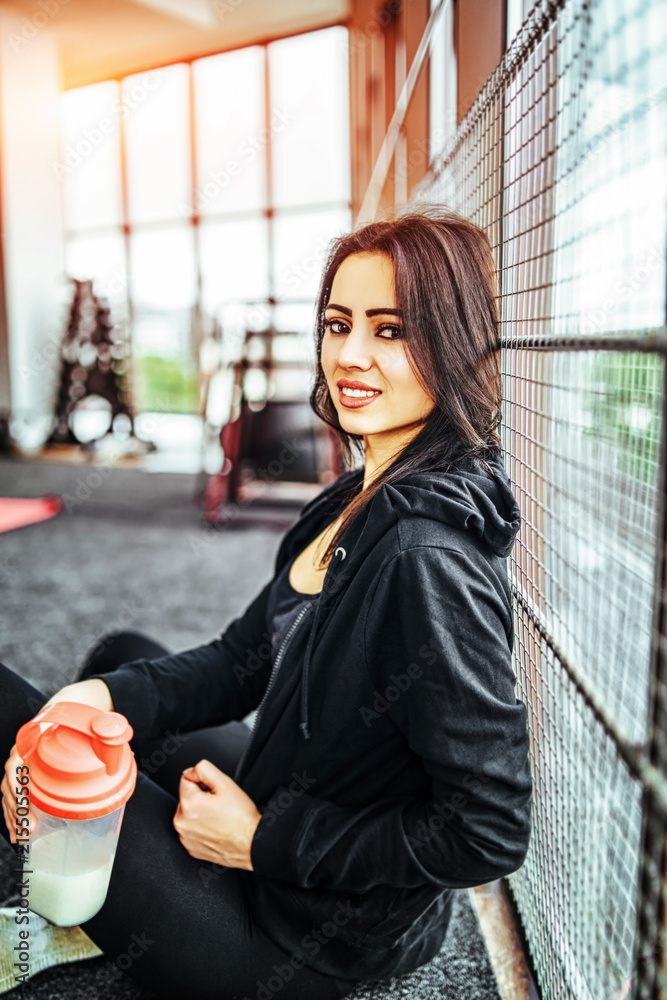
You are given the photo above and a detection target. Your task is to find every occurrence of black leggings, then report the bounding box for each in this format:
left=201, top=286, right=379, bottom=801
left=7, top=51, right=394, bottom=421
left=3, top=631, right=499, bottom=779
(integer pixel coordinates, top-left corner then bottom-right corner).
left=0, top=631, right=360, bottom=1000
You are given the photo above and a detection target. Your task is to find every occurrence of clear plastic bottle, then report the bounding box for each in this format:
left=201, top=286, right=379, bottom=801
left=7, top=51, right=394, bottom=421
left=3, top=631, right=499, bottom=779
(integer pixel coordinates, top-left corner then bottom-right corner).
left=16, top=702, right=137, bottom=926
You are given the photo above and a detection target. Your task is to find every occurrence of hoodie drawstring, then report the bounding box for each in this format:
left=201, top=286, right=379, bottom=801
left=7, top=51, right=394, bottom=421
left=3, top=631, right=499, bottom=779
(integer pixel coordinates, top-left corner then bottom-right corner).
left=299, top=545, right=346, bottom=740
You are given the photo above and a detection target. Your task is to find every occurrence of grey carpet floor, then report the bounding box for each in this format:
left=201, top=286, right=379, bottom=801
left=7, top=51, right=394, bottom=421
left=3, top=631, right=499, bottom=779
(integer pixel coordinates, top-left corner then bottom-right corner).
left=0, top=456, right=500, bottom=999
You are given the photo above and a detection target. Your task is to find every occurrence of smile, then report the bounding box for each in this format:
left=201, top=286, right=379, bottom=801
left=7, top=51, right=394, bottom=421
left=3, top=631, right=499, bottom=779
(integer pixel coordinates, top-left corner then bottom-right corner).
left=338, top=387, right=382, bottom=409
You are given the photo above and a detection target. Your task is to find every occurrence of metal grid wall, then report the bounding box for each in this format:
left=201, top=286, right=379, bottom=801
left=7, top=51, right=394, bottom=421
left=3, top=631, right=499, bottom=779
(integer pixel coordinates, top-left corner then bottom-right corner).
left=415, top=0, right=667, bottom=996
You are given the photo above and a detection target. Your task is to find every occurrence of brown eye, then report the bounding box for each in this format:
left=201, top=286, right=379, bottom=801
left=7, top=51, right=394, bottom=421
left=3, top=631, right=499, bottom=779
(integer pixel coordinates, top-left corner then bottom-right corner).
left=376, top=324, right=403, bottom=340
left=324, top=319, right=349, bottom=335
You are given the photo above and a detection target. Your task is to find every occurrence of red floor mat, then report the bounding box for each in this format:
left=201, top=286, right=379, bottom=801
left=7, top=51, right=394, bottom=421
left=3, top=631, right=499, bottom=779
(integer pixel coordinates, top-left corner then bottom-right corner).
left=0, top=496, right=63, bottom=534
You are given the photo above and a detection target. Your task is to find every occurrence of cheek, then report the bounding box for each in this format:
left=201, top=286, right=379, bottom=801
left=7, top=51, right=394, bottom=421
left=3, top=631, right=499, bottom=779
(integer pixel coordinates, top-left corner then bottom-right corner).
left=381, top=349, right=418, bottom=391
left=320, top=337, right=335, bottom=376
left=384, top=351, right=433, bottom=410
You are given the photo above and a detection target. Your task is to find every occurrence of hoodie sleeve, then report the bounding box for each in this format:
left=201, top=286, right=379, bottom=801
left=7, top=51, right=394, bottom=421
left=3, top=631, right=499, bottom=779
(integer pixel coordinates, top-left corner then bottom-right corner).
left=86, top=576, right=276, bottom=742
left=250, top=543, right=533, bottom=891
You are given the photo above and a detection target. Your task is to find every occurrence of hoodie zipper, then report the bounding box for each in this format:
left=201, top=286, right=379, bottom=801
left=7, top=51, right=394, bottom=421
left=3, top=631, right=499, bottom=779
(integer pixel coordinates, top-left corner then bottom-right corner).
left=233, top=600, right=315, bottom=783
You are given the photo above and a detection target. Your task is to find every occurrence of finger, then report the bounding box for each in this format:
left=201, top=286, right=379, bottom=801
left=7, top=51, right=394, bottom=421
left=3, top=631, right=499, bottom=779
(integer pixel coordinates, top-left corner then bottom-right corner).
left=178, top=771, right=212, bottom=800
left=178, top=773, right=201, bottom=802
left=1, top=765, right=16, bottom=800
left=2, top=775, right=18, bottom=808
left=1, top=779, right=16, bottom=825
left=192, top=759, right=225, bottom=792
left=0, top=773, right=11, bottom=805
left=4, top=751, right=23, bottom=792
left=180, top=767, right=206, bottom=787
left=2, top=795, right=11, bottom=835
left=2, top=798, right=15, bottom=843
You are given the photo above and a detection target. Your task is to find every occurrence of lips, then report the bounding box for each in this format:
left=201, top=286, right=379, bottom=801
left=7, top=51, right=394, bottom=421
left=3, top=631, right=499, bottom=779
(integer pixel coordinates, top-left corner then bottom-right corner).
left=337, top=379, right=381, bottom=391
left=336, top=381, right=382, bottom=410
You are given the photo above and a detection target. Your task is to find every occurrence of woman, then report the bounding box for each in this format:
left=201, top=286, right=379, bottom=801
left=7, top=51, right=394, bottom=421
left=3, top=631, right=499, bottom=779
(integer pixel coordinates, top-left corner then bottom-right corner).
left=1, top=207, right=533, bottom=999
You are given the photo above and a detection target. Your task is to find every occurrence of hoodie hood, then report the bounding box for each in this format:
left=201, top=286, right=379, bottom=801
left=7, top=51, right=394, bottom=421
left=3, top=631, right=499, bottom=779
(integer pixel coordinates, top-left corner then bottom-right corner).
left=291, top=445, right=521, bottom=740
left=383, top=447, right=521, bottom=559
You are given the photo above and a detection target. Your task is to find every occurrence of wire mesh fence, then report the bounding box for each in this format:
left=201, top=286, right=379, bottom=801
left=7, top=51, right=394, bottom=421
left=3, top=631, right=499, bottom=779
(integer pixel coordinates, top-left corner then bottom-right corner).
left=416, top=0, right=667, bottom=996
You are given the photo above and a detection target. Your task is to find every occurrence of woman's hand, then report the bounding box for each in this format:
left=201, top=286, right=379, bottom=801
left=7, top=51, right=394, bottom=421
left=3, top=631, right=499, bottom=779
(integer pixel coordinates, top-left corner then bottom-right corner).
left=1, top=745, right=32, bottom=845
left=173, top=759, right=262, bottom=872
left=40, top=678, right=114, bottom=714
left=1, top=679, right=114, bottom=843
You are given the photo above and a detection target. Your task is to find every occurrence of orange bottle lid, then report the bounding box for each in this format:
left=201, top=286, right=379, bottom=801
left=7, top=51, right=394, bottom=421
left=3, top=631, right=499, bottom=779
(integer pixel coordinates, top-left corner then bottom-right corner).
left=16, top=702, right=137, bottom=820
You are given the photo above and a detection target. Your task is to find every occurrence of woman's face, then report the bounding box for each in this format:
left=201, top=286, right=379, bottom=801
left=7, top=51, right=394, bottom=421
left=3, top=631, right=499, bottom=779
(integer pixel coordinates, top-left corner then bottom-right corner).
left=321, top=252, right=434, bottom=448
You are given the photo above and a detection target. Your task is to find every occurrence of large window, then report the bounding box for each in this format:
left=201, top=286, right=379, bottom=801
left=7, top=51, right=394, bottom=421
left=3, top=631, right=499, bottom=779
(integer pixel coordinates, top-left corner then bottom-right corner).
left=59, top=26, right=351, bottom=414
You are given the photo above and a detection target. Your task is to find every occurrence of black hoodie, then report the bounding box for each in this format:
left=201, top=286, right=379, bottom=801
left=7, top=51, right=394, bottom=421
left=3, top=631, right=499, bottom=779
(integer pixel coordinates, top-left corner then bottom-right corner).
left=97, top=445, right=533, bottom=983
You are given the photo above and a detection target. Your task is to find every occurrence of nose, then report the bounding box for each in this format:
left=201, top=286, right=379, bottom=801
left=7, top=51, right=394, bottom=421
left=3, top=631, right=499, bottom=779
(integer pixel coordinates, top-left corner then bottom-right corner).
left=334, top=323, right=374, bottom=371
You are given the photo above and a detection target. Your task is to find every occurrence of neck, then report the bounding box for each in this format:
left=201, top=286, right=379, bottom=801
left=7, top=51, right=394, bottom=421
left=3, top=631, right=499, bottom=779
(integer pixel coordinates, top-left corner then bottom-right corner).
left=361, top=424, right=422, bottom=490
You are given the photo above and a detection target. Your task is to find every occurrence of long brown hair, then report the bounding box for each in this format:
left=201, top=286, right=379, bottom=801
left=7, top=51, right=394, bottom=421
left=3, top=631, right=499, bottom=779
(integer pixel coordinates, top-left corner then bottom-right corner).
left=310, top=205, right=503, bottom=569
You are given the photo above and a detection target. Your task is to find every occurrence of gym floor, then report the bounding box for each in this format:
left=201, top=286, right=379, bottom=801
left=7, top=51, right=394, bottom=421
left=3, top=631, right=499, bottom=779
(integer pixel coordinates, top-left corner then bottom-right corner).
left=0, top=455, right=501, bottom=1000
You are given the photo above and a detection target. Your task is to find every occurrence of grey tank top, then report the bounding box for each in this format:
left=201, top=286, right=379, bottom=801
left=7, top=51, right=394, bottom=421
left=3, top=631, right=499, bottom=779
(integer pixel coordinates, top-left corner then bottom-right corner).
left=265, top=553, right=321, bottom=666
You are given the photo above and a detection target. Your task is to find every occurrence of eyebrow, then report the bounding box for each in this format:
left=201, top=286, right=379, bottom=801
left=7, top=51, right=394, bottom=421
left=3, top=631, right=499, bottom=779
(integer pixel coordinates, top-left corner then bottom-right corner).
left=325, top=304, right=403, bottom=318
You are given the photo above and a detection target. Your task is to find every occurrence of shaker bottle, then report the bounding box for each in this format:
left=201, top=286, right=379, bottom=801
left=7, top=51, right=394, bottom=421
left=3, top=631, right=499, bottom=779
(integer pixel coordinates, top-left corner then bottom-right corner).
left=15, top=701, right=137, bottom=927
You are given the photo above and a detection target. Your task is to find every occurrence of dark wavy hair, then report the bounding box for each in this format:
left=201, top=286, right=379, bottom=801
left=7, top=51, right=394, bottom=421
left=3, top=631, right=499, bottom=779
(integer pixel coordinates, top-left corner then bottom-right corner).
left=310, top=205, right=503, bottom=568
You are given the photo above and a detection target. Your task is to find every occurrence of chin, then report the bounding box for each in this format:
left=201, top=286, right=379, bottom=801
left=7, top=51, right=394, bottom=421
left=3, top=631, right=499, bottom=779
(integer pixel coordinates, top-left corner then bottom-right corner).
left=336, top=411, right=389, bottom=434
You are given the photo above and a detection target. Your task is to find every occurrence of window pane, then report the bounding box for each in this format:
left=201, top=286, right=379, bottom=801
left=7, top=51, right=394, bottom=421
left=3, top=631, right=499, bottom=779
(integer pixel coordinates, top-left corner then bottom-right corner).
left=273, top=303, right=318, bottom=398
left=60, top=82, right=122, bottom=231
left=210, top=303, right=273, bottom=358
left=505, top=0, right=524, bottom=47
left=193, top=47, right=266, bottom=215
left=274, top=302, right=316, bottom=337
left=273, top=207, right=351, bottom=301
left=124, top=65, right=191, bottom=223
left=132, top=351, right=199, bottom=414
left=65, top=232, right=127, bottom=315
left=131, top=226, right=196, bottom=312
left=131, top=226, right=196, bottom=363
left=429, top=0, right=457, bottom=163
left=200, top=216, right=269, bottom=311
left=270, top=27, right=350, bottom=208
